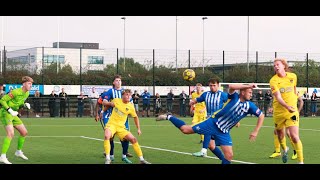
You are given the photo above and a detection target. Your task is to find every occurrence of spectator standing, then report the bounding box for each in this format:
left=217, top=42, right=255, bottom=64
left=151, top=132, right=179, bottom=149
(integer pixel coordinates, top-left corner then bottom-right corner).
left=88, top=87, right=100, bottom=117
left=264, top=90, right=273, bottom=117
left=132, top=90, right=140, bottom=114
left=59, top=88, right=68, bottom=117
left=167, top=89, right=174, bottom=113
left=311, top=92, right=318, bottom=117
left=141, top=89, right=151, bottom=117
left=76, top=92, right=87, bottom=117
left=48, top=91, right=57, bottom=117
left=302, top=91, right=309, bottom=117
left=33, top=90, right=41, bottom=117
left=154, top=93, right=162, bottom=117
left=256, top=90, right=264, bottom=113
left=179, top=90, right=187, bottom=117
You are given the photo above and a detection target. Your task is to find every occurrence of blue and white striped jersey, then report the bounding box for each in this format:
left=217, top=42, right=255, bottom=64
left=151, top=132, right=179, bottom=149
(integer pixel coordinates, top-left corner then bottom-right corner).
left=212, top=92, right=262, bottom=133
left=196, top=90, right=228, bottom=117
left=100, top=88, right=124, bottom=118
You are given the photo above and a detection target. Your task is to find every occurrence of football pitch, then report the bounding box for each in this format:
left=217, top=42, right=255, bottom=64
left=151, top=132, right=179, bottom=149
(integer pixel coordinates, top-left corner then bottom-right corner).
left=0, top=116, right=319, bottom=164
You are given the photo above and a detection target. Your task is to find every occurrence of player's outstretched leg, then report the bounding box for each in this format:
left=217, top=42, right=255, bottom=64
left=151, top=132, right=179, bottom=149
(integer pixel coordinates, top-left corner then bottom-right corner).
left=156, top=113, right=171, bottom=121
left=156, top=113, right=187, bottom=129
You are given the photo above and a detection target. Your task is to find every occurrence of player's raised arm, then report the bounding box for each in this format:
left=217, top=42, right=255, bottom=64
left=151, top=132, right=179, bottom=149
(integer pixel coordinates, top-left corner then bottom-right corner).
left=228, top=83, right=258, bottom=94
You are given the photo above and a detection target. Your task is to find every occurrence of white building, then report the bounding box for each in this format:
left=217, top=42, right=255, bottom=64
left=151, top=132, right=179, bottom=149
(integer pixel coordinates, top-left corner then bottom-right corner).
left=5, top=42, right=114, bottom=74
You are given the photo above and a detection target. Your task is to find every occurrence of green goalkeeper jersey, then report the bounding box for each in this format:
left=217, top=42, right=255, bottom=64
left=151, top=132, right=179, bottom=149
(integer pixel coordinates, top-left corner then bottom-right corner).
left=0, top=88, right=29, bottom=111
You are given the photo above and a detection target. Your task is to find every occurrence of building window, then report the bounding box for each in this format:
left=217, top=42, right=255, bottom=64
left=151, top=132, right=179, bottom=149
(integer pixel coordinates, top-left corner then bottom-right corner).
left=88, top=56, right=104, bottom=64
left=7, top=56, right=29, bottom=64
left=44, top=55, right=65, bottom=64
left=30, top=55, right=35, bottom=63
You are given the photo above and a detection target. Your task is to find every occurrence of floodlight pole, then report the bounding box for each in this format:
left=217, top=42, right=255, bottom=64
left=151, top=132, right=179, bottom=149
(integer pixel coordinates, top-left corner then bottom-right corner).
left=202, top=17, right=208, bottom=74
left=121, top=17, right=126, bottom=72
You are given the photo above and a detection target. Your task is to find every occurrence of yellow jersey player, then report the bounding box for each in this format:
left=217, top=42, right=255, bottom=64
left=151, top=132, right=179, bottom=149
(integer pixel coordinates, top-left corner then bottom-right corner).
left=103, top=89, right=150, bottom=164
left=270, top=58, right=304, bottom=164
left=269, top=92, right=304, bottom=160
left=190, top=83, right=206, bottom=143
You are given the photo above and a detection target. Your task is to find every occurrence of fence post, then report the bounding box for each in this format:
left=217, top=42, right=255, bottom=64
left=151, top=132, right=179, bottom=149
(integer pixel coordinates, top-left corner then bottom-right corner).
left=256, top=51, right=258, bottom=83
left=80, top=47, right=82, bottom=92
left=153, top=49, right=155, bottom=116
left=222, top=50, right=225, bottom=82
left=116, top=48, right=119, bottom=74
left=306, top=53, right=309, bottom=93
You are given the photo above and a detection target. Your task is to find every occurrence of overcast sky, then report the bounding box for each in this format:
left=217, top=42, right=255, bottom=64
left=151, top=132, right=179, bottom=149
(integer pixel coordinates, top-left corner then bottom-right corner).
left=1, top=16, right=320, bottom=53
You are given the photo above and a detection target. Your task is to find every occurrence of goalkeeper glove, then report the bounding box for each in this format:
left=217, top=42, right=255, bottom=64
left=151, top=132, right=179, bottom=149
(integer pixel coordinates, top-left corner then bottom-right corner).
left=7, top=108, right=18, bottom=116
left=24, top=103, right=31, bottom=110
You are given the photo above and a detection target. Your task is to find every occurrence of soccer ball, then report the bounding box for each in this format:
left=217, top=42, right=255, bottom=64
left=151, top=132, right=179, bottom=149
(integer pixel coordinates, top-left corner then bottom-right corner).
left=183, top=69, right=195, bottom=81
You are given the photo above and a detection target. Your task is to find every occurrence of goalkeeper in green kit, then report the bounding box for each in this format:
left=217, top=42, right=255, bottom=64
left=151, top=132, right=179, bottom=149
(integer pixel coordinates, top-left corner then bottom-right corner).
left=0, top=76, right=33, bottom=164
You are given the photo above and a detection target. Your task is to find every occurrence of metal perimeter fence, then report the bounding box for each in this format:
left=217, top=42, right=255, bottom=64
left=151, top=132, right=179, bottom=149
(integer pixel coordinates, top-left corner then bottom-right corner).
left=0, top=45, right=319, bottom=89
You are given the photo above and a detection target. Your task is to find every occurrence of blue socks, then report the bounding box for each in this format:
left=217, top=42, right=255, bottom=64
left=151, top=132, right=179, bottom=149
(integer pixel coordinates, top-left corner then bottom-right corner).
left=121, top=140, right=129, bottom=155
left=209, top=147, right=229, bottom=164
left=168, top=115, right=186, bottom=129
left=222, top=158, right=231, bottom=164
left=211, top=147, right=225, bottom=160
left=202, top=135, right=211, bottom=149
left=110, top=140, right=114, bottom=155
left=109, top=140, right=129, bottom=156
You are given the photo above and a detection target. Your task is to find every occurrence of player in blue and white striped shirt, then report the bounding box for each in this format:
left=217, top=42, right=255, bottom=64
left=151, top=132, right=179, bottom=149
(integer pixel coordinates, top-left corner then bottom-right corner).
left=192, top=79, right=228, bottom=118
left=156, top=83, right=265, bottom=164
left=189, top=78, right=228, bottom=160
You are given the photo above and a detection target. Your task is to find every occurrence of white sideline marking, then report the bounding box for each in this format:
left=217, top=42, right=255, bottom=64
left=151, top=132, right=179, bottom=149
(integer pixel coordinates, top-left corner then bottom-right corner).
left=28, top=136, right=81, bottom=137
left=80, top=136, right=255, bottom=164
left=0, top=136, right=81, bottom=138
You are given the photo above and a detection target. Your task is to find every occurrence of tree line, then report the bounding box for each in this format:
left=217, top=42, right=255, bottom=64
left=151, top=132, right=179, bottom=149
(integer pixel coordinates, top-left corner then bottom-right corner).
left=0, top=58, right=319, bottom=87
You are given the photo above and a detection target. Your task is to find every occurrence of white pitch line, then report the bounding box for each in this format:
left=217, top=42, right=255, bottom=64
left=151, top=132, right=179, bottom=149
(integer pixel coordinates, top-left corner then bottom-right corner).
left=27, top=136, right=81, bottom=137
left=0, top=135, right=81, bottom=138
left=80, top=136, right=255, bottom=164
left=25, top=124, right=173, bottom=127
left=0, top=136, right=81, bottom=138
